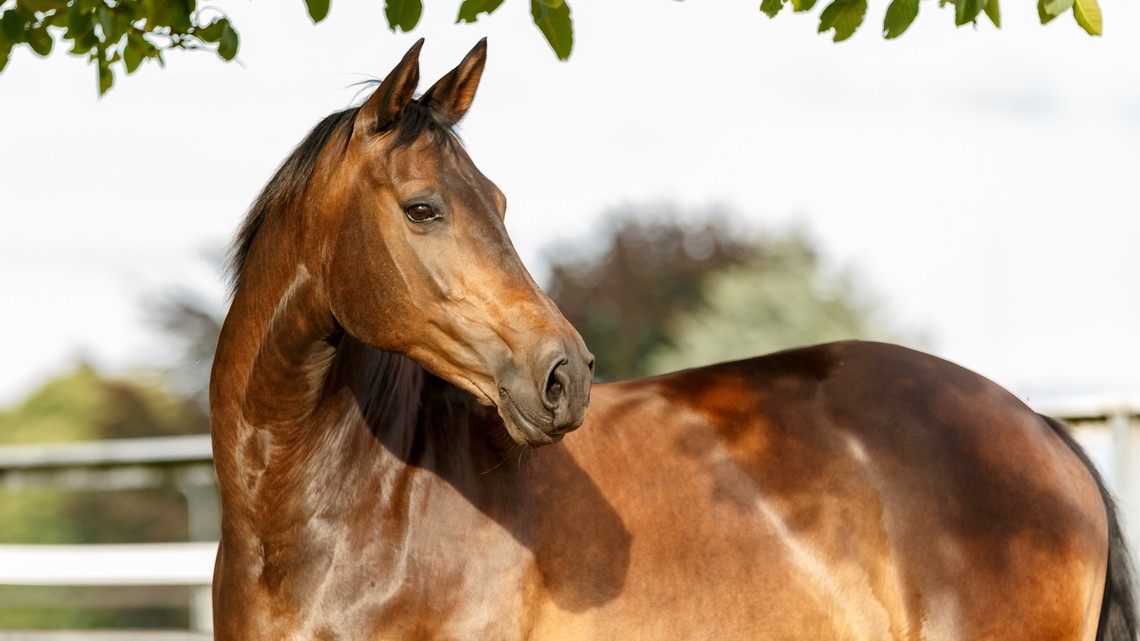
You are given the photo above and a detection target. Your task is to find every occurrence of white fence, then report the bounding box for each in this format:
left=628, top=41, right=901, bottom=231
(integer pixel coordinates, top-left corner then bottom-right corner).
left=0, top=435, right=218, bottom=634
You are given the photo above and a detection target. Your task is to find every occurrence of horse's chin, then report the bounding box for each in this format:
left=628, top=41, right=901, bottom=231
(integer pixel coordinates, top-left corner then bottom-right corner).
left=496, top=398, right=565, bottom=448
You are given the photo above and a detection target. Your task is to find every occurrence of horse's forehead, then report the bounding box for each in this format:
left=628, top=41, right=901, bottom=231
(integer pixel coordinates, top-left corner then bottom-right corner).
left=378, top=136, right=472, bottom=181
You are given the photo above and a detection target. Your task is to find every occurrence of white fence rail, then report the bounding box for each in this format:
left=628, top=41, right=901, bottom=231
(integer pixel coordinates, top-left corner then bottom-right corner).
left=0, top=543, right=216, bottom=587
left=0, top=435, right=217, bottom=634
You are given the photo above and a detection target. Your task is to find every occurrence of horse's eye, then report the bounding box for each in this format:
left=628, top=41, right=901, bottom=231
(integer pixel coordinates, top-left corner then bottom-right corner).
left=405, top=204, right=438, bottom=223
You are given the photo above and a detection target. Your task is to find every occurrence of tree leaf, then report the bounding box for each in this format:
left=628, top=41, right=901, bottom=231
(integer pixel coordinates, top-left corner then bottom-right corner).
left=791, top=0, right=818, bottom=12
left=818, top=0, right=866, bottom=41
left=1043, top=0, right=1074, bottom=16
left=63, top=1, right=86, bottom=39
left=384, top=0, right=423, bottom=32
left=96, top=5, right=112, bottom=37
left=97, top=57, right=113, bottom=95
left=0, top=9, right=25, bottom=46
left=883, top=0, right=919, bottom=38
left=123, top=37, right=142, bottom=73
left=760, top=0, right=786, bottom=19
left=304, top=0, right=330, bottom=23
left=1072, top=0, right=1101, bottom=34
left=983, top=0, right=1001, bottom=27
left=26, top=25, right=53, bottom=56
left=0, top=41, right=11, bottom=74
left=531, top=0, right=573, bottom=59
left=955, top=0, right=987, bottom=25
left=457, top=0, right=504, bottom=22
left=535, top=0, right=564, bottom=7
left=168, top=0, right=193, bottom=32
left=217, top=21, right=238, bottom=60
left=1036, top=0, right=1060, bottom=23
left=197, top=16, right=226, bottom=43
left=457, top=0, right=505, bottom=23
left=71, top=28, right=98, bottom=55
left=18, top=0, right=69, bottom=12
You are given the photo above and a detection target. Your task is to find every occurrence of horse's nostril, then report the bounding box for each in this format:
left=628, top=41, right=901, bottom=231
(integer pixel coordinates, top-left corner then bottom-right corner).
left=544, top=360, right=568, bottom=410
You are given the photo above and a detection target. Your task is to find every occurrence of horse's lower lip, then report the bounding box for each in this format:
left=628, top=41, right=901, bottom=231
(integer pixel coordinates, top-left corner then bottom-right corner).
left=498, top=394, right=562, bottom=447
left=511, top=417, right=563, bottom=447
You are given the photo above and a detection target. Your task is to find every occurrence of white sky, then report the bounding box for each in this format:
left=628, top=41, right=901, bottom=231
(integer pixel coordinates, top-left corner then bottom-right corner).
left=0, top=0, right=1137, bottom=408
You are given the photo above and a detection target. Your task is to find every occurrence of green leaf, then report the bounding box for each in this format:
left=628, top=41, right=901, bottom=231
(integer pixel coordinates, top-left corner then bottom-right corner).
left=983, top=0, right=1001, bottom=27
left=304, top=0, right=330, bottom=23
left=196, top=16, right=226, bottom=42
left=817, top=0, right=866, bottom=41
left=457, top=0, right=505, bottom=23
left=123, top=34, right=143, bottom=73
left=25, top=25, right=52, bottom=56
left=791, top=0, right=818, bottom=11
left=1072, top=0, right=1101, bottom=34
left=118, top=2, right=145, bottom=22
left=151, top=0, right=193, bottom=32
left=97, top=57, right=113, bottom=95
left=17, top=0, right=69, bottom=12
left=883, top=0, right=919, bottom=37
left=71, top=28, right=97, bottom=54
left=1043, top=0, right=1074, bottom=16
left=63, top=1, right=86, bottom=37
left=1036, top=0, right=1060, bottom=23
left=535, top=0, right=563, bottom=7
left=217, top=20, right=238, bottom=60
left=384, top=0, right=423, bottom=32
left=169, top=0, right=193, bottom=31
left=955, top=0, right=986, bottom=25
left=96, top=5, right=112, bottom=37
left=760, top=0, right=786, bottom=19
left=0, top=9, right=26, bottom=45
left=531, top=0, right=572, bottom=59
left=107, top=12, right=129, bottom=44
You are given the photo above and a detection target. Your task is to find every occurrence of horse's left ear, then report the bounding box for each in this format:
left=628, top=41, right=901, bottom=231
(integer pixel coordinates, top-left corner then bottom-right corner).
left=420, top=38, right=487, bottom=126
left=356, top=38, right=424, bottom=135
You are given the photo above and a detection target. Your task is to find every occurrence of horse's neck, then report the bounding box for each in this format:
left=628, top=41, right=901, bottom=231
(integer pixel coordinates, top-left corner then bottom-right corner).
left=211, top=261, right=504, bottom=539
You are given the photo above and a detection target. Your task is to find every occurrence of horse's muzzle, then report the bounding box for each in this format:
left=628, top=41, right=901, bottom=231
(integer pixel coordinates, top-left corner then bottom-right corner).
left=497, top=346, right=594, bottom=447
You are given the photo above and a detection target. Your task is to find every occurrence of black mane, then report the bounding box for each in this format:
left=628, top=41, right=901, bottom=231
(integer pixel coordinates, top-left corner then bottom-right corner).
left=227, top=100, right=456, bottom=294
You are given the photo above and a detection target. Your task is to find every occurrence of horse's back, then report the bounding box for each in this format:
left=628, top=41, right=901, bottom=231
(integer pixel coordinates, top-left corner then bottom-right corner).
left=558, top=341, right=1107, bottom=640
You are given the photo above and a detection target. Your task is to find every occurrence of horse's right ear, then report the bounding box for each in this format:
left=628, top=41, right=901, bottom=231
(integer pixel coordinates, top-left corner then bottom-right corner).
left=356, top=39, right=424, bottom=135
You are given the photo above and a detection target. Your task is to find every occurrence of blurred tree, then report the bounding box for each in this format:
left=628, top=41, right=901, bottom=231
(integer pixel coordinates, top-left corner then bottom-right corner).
left=644, top=231, right=896, bottom=374
left=545, top=207, right=901, bottom=381
left=0, top=365, right=208, bottom=629
left=143, top=287, right=224, bottom=411
left=0, top=0, right=1101, bottom=96
left=545, top=207, right=759, bottom=381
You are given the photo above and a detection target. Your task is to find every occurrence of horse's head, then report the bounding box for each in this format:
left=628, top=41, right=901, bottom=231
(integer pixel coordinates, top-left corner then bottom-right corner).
left=320, top=40, right=593, bottom=446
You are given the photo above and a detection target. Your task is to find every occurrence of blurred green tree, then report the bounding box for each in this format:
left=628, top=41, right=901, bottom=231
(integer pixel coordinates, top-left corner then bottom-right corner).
left=645, top=230, right=897, bottom=374
left=0, top=364, right=209, bottom=629
left=545, top=207, right=759, bottom=381
left=545, top=207, right=901, bottom=381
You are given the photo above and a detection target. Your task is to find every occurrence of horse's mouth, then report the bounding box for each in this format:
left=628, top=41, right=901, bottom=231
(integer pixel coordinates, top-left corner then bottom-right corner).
left=497, top=389, right=566, bottom=447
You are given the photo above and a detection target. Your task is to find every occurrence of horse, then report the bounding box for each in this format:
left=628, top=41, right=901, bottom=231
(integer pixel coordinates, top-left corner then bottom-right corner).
left=209, top=38, right=1137, bottom=640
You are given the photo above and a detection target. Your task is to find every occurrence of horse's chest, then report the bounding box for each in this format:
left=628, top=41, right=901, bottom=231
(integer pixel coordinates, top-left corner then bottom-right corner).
left=301, top=496, right=539, bottom=639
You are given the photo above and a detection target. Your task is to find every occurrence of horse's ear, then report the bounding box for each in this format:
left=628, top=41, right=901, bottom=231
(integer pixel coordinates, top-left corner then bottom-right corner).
left=356, top=39, right=424, bottom=134
left=419, top=38, right=487, bottom=126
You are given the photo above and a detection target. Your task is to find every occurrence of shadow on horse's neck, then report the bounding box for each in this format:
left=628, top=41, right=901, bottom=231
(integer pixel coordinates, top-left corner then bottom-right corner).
left=218, top=244, right=631, bottom=613
left=325, top=333, right=515, bottom=473
left=327, top=339, right=633, bottom=612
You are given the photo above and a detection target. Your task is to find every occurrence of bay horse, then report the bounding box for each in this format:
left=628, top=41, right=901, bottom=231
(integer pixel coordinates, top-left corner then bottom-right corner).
left=210, top=39, right=1137, bottom=640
